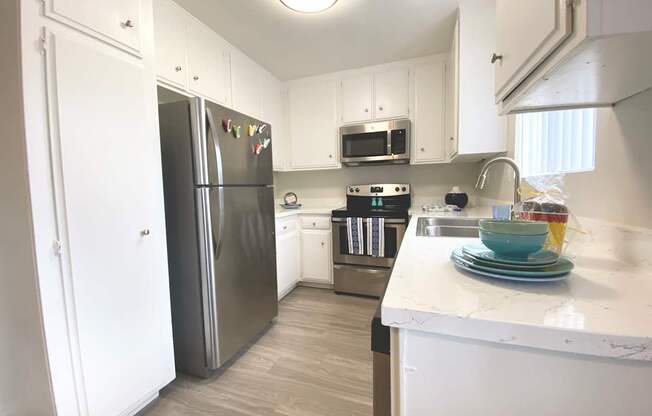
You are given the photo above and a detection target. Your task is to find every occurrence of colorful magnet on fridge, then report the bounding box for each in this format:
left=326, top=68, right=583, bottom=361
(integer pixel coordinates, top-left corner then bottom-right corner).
left=232, top=125, right=241, bottom=138
left=222, top=119, right=232, bottom=132
left=248, top=124, right=258, bottom=137
left=262, top=138, right=271, bottom=149
left=258, top=124, right=268, bottom=134
left=253, top=143, right=263, bottom=155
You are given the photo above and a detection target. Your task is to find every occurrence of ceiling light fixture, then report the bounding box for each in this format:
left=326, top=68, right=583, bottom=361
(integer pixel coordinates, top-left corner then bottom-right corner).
left=280, top=0, right=338, bottom=14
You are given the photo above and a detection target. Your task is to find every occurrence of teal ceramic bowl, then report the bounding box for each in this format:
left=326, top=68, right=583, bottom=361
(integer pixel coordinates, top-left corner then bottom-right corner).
left=479, top=219, right=548, bottom=236
left=479, top=229, right=548, bottom=258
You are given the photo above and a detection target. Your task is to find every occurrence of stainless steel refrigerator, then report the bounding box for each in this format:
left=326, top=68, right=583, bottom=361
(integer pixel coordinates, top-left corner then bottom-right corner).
left=158, top=97, right=278, bottom=377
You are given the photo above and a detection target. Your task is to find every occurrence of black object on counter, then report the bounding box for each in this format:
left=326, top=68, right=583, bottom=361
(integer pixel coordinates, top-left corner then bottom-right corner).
left=445, top=186, right=468, bottom=209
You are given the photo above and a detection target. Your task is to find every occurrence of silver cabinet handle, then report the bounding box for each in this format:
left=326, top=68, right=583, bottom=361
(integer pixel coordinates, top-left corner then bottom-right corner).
left=141, top=229, right=150, bottom=236
left=193, top=75, right=199, bottom=81
left=491, top=53, right=503, bottom=64
left=122, top=19, right=135, bottom=28
left=175, top=66, right=182, bottom=72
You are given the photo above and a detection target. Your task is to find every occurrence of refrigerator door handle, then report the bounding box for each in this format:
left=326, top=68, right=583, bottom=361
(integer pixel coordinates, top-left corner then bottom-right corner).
left=196, top=188, right=219, bottom=368
left=205, top=107, right=225, bottom=261
left=189, top=98, right=209, bottom=185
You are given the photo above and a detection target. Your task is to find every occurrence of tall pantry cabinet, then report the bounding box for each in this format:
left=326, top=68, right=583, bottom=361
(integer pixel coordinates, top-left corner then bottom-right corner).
left=14, top=0, right=175, bottom=415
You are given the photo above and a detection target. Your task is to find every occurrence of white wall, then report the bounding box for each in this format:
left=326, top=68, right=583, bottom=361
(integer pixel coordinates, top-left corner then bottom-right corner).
left=480, top=89, right=652, bottom=229
left=0, top=0, right=55, bottom=414
left=274, top=163, right=481, bottom=207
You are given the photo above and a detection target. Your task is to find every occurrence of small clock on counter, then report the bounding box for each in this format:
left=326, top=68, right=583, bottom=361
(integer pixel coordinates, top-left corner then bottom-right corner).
left=280, top=192, right=301, bottom=209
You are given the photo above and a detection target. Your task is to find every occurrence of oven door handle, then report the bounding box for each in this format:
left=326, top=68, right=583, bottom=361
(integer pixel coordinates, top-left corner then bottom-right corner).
left=333, top=264, right=388, bottom=274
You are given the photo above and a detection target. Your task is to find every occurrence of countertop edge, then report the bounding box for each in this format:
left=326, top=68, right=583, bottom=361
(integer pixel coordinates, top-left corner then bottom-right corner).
left=381, top=305, right=652, bottom=361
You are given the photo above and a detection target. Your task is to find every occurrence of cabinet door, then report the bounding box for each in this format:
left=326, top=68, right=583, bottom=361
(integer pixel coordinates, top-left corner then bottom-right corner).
left=412, top=61, right=445, bottom=163
left=261, top=72, right=287, bottom=171
left=494, top=0, right=572, bottom=101
left=288, top=80, right=338, bottom=169
left=231, top=51, right=263, bottom=118
left=187, top=20, right=230, bottom=106
left=374, top=68, right=409, bottom=119
left=276, top=231, right=300, bottom=299
left=44, top=0, right=141, bottom=54
left=46, top=32, right=174, bottom=416
left=300, top=230, right=332, bottom=284
left=340, top=73, right=373, bottom=124
left=154, top=0, right=187, bottom=88
left=446, top=15, right=460, bottom=159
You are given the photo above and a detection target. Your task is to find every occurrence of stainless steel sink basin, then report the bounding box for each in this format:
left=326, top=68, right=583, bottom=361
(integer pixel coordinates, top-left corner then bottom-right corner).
left=416, top=217, right=480, bottom=238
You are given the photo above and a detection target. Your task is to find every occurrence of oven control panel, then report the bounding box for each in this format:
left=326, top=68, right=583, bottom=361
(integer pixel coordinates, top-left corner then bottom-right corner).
left=347, top=184, right=410, bottom=197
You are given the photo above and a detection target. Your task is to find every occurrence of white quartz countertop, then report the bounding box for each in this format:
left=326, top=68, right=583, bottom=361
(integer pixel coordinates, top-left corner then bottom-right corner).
left=275, top=205, right=341, bottom=218
left=382, top=211, right=652, bottom=361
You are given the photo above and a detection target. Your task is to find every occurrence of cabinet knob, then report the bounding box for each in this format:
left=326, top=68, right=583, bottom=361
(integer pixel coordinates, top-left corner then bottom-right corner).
left=283, top=225, right=288, bottom=230
left=312, top=222, right=316, bottom=226
left=449, top=137, right=455, bottom=141
left=121, top=19, right=135, bottom=29
left=321, top=242, right=325, bottom=247
left=141, top=229, right=150, bottom=236
left=420, top=147, right=425, bottom=152
left=364, top=108, right=369, bottom=113
left=490, top=53, right=503, bottom=64
left=175, top=66, right=182, bottom=72
left=193, top=75, right=199, bottom=81
left=378, top=106, right=384, bottom=111
left=328, top=154, right=333, bottom=158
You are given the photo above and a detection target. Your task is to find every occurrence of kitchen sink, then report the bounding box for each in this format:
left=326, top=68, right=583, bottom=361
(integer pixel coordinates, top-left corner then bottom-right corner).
left=416, top=217, right=480, bottom=238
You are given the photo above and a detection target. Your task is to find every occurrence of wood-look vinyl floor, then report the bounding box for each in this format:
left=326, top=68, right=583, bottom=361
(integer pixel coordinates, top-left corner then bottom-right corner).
left=142, top=287, right=378, bottom=416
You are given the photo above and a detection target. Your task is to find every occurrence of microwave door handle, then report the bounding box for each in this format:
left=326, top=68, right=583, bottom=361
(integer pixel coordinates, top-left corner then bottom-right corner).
left=386, top=130, right=392, bottom=155
left=205, top=107, right=225, bottom=262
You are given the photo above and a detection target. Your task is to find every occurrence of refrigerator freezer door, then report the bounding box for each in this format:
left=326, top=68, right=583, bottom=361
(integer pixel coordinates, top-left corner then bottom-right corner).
left=204, top=99, right=273, bottom=186
left=203, top=185, right=278, bottom=367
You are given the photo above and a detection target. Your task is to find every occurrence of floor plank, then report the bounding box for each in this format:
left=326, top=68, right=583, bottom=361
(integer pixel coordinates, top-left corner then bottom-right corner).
left=143, top=287, right=378, bottom=416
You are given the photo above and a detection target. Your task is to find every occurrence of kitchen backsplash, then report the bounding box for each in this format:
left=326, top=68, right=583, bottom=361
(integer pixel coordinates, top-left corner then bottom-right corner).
left=274, top=162, right=483, bottom=209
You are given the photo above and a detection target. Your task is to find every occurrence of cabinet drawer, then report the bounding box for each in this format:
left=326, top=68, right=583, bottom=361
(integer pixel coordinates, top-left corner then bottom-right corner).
left=276, top=217, right=298, bottom=236
left=301, top=216, right=331, bottom=230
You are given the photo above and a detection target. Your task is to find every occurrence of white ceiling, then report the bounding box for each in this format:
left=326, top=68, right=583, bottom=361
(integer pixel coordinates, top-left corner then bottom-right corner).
left=174, top=0, right=460, bottom=81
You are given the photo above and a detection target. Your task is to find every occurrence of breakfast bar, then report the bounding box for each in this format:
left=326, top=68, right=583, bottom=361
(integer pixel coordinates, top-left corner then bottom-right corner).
left=382, top=212, right=652, bottom=416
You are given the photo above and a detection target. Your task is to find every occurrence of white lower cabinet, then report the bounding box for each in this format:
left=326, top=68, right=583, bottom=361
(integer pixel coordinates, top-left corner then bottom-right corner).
left=43, top=30, right=174, bottom=415
left=275, top=218, right=300, bottom=299
left=300, top=229, right=333, bottom=284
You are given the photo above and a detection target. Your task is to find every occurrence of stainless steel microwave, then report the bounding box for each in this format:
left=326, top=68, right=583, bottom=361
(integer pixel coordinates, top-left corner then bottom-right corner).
left=340, top=119, right=410, bottom=166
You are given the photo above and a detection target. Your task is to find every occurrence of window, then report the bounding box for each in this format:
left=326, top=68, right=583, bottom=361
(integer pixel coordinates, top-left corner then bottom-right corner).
left=515, top=108, right=596, bottom=177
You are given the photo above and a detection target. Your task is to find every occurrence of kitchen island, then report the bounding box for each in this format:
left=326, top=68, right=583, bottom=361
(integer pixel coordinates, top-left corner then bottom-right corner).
left=382, top=211, right=652, bottom=416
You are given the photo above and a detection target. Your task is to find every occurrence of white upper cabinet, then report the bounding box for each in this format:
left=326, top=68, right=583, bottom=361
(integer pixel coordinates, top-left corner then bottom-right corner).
left=494, top=0, right=652, bottom=114
left=494, top=0, right=572, bottom=103
left=187, top=20, right=230, bottom=106
left=412, top=60, right=446, bottom=164
left=288, top=79, right=339, bottom=170
left=374, top=67, right=410, bottom=119
left=261, top=72, right=287, bottom=171
left=340, top=73, right=373, bottom=124
left=153, top=0, right=187, bottom=88
left=231, top=51, right=263, bottom=119
left=448, top=2, right=505, bottom=160
left=44, top=0, right=142, bottom=55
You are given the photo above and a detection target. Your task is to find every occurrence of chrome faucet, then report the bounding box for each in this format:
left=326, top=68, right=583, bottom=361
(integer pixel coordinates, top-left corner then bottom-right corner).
left=475, top=156, right=521, bottom=208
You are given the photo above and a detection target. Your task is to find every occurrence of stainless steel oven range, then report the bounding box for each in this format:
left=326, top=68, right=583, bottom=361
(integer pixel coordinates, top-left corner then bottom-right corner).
left=331, top=184, right=410, bottom=297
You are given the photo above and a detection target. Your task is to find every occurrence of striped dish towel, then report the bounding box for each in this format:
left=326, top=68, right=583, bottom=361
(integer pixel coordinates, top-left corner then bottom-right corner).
left=367, top=217, right=385, bottom=258
left=346, top=217, right=364, bottom=255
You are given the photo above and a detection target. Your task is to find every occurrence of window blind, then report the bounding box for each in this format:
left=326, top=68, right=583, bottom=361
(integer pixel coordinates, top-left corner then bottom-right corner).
left=515, top=108, right=596, bottom=178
